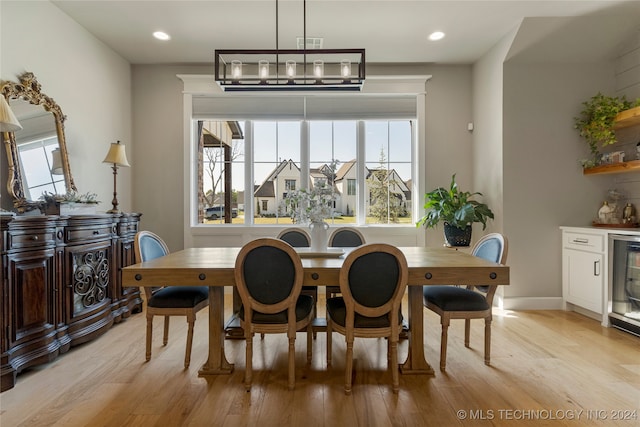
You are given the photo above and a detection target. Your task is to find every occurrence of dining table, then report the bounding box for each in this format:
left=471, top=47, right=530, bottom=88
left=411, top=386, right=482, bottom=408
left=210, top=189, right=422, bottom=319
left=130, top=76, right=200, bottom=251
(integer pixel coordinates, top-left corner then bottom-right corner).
left=122, top=246, right=509, bottom=377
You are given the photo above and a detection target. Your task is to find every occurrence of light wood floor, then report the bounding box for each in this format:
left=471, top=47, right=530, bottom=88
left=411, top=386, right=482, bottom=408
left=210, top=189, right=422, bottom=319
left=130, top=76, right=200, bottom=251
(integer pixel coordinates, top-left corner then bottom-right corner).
left=1, top=294, right=639, bottom=427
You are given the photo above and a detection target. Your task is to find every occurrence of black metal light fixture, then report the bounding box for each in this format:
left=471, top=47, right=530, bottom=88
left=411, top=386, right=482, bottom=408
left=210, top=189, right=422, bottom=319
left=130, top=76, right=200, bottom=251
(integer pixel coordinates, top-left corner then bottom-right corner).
left=214, top=0, right=365, bottom=92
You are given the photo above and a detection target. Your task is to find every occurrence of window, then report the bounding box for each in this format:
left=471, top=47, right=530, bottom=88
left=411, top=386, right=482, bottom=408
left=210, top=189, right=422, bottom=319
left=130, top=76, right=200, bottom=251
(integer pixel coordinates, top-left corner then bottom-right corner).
left=365, top=121, right=413, bottom=224
left=347, top=179, right=356, bottom=196
left=17, top=137, right=65, bottom=200
left=198, top=120, right=244, bottom=224
left=196, top=119, right=414, bottom=226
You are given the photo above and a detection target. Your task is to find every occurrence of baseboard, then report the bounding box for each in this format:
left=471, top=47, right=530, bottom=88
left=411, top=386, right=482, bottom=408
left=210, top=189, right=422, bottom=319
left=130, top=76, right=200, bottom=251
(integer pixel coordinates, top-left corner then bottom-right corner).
left=496, top=296, right=565, bottom=311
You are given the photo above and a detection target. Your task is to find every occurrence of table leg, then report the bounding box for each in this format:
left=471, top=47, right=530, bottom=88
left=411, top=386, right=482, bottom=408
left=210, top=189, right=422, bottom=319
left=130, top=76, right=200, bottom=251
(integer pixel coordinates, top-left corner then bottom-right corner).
left=400, top=285, right=434, bottom=375
left=198, top=286, right=234, bottom=376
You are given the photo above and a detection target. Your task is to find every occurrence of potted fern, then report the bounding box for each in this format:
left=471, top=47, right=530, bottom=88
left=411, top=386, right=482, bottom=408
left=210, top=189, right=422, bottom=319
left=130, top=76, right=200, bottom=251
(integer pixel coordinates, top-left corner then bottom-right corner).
left=416, top=174, right=494, bottom=246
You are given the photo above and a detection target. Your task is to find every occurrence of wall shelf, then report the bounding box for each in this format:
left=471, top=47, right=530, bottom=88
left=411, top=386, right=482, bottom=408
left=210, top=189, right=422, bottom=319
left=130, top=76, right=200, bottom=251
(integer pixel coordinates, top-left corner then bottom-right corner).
left=583, top=159, right=640, bottom=175
left=583, top=106, right=640, bottom=175
left=613, top=105, right=640, bottom=129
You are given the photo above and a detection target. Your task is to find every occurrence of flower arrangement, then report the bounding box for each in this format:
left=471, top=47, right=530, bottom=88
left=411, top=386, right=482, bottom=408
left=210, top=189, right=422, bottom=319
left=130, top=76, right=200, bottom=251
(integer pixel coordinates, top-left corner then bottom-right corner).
left=40, top=191, right=100, bottom=205
left=284, top=181, right=337, bottom=224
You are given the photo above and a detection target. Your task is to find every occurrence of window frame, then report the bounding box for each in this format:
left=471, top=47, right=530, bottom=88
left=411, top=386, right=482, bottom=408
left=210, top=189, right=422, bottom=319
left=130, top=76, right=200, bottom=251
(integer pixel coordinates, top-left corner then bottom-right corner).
left=180, top=73, right=430, bottom=249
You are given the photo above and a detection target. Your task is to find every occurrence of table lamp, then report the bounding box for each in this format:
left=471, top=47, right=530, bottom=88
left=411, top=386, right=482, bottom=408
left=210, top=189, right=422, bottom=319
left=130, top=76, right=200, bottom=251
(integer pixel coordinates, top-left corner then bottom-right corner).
left=102, top=140, right=130, bottom=213
left=0, top=95, right=22, bottom=131
left=50, top=148, right=63, bottom=175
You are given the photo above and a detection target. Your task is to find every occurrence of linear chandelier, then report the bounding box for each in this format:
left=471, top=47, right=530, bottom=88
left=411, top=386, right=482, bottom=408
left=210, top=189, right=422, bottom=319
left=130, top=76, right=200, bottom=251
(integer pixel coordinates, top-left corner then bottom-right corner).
left=214, top=0, right=365, bottom=92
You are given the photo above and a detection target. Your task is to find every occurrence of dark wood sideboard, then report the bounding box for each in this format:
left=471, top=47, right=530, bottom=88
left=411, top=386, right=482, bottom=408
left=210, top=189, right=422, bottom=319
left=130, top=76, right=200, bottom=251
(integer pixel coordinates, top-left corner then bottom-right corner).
left=0, top=213, right=142, bottom=392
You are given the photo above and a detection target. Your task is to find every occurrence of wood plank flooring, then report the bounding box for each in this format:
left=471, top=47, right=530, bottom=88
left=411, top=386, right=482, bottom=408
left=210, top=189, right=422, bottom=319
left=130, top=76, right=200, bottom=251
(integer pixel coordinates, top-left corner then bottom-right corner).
left=1, top=294, right=639, bottom=427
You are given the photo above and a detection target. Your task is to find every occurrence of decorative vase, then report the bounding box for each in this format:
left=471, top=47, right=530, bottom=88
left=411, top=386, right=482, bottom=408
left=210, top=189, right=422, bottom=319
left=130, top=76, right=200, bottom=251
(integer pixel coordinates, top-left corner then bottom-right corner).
left=443, top=223, right=472, bottom=247
left=309, top=221, right=329, bottom=252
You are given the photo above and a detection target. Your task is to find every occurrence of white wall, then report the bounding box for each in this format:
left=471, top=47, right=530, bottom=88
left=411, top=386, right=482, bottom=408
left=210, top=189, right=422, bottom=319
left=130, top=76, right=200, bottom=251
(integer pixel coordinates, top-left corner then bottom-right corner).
left=1, top=1, right=132, bottom=214
left=612, top=28, right=640, bottom=210
left=475, top=16, right=639, bottom=309
left=132, top=63, right=472, bottom=251
left=502, top=62, right=614, bottom=307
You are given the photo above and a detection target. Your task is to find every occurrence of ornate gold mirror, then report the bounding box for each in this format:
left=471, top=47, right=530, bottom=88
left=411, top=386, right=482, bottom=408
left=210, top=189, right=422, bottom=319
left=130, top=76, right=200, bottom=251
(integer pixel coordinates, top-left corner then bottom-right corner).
left=1, top=72, right=76, bottom=212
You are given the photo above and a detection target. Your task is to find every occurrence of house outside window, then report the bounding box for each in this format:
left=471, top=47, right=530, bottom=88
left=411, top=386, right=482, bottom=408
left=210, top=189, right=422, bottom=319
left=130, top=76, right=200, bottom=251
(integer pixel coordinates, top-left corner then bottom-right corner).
left=196, top=119, right=414, bottom=225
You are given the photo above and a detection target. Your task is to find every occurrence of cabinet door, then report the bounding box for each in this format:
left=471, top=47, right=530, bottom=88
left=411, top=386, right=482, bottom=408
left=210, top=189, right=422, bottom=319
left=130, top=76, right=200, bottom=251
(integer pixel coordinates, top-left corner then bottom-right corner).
left=564, top=249, right=604, bottom=314
left=63, top=240, right=114, bottom=344
left=5, top=248, right=59, bottom=357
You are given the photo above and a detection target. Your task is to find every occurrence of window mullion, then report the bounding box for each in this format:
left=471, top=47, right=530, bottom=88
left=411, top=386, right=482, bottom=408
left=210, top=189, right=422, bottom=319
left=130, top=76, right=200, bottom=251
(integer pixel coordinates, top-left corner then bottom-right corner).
left=356, top=120, right=366, bottom=225
left=244, top=120, right=254, bottom=223
left=300, top=120, right=310, bottom=190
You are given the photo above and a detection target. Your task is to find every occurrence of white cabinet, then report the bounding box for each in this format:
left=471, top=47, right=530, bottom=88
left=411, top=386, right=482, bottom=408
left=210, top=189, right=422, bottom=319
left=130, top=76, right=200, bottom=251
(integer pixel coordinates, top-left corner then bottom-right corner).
left=561, top=228, right=607, bottom=324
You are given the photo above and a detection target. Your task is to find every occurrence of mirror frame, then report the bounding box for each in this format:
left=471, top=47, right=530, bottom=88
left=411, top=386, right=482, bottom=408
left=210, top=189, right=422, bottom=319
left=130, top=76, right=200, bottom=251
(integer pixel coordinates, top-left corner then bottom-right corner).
left=1, top=72, right=76, bottom=212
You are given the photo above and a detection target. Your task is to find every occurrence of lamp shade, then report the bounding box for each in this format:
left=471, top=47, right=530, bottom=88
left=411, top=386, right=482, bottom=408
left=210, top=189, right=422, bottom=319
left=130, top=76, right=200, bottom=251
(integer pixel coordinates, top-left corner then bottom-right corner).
left=0, top=96, right=23, bottom=132
left=102, top=141, right=130, bottom=167
left=51, top=148, right=63, bottom=175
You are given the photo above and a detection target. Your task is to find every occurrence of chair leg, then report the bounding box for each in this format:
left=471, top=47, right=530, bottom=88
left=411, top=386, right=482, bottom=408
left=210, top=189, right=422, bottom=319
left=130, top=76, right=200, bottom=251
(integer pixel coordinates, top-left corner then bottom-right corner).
left=440, top=317, right=450, bottom=371
left=184, top=313, right=195, bottom=369
left=345, top=338, right=354, bottom=395
left=307, top=323, right=313, bottom=364
left=390, top=337, right=399, bottom=394
left=163, top=316, right=170, bottom=346
left=484, top=317, right=492, bottom=366
left=245, top=333, right=253, bottom=391
left=145, top=314, right=153, bottom=361
left=464, top=319, right=471, bottom=348
left=288, top=335, right=296, bottom=390
left=326, top=316, right=333, bottom=366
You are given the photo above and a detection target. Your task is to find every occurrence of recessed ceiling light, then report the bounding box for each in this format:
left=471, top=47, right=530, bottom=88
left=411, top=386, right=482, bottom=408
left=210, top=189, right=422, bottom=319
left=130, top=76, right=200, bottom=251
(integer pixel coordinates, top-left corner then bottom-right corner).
left=428, top=31, right=445, bottom=41
left=153, top=31, right=171, bottom=41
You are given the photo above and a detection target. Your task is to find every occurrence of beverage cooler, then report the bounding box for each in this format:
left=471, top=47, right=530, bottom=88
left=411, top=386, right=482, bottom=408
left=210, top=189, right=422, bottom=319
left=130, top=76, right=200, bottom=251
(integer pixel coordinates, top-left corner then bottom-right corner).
left=609, top=234, right=640, bottom=336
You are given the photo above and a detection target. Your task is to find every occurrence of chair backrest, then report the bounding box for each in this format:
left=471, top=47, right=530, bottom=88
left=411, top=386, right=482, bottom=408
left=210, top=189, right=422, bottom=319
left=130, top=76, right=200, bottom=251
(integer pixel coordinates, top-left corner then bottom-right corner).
left=134, top=230, right=170, bottom=299
left=277, top=228, right=311, bottom=248
left=339, top=243, right=408, bottom=323
left=329, top=227, right=365, bottom=248
left=235, top=238, right=304, bottom=320
left=472, top=232, right=508, bottom=265
left=470, top=233, right=508, bottom=297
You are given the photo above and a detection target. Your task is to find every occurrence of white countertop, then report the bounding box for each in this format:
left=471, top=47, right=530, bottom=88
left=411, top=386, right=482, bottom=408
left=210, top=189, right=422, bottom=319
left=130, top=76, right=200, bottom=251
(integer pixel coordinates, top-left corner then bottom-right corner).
left=560, top=225, right=640, bottom=236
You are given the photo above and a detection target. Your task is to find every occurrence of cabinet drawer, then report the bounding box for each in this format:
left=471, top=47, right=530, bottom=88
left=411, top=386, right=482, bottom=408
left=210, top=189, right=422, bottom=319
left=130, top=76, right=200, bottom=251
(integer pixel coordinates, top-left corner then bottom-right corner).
left=564, top=232, right=604, bottom=252
left=65, top=226, right=113, bottom=243
left=9, top=230, right=56, bottom=249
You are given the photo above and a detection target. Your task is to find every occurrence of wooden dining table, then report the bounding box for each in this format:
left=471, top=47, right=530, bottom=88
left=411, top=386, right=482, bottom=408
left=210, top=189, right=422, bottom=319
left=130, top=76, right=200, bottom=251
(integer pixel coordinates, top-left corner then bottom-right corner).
left=122, top=246, right=509, bottom=377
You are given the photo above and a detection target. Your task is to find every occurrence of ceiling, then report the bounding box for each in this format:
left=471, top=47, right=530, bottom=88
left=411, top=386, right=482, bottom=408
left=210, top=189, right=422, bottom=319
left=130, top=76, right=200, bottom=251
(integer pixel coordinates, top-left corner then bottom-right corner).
left=51, top=0, right=640, bottom=65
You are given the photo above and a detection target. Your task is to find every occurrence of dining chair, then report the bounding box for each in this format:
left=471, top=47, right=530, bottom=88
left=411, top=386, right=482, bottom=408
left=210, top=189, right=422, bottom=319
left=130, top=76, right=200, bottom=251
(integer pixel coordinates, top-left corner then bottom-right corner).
left=277, top=227, right=311, bottom=248
left=134, top=231, right=209, bottom=369
left=422, top=232, right=509, bottom=371
left=326, top=227, right=366, bottom=298
left=234, top=237, right=314, bottom=391
left=326, top=243, right=408, bottom=395
left=328, top=227, right=366, bottom=248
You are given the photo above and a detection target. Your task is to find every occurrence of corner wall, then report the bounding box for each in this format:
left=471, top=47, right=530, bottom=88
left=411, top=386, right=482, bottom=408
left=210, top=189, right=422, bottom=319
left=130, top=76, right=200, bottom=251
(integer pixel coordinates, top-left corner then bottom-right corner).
left=0, top=1, right=132, bottom=214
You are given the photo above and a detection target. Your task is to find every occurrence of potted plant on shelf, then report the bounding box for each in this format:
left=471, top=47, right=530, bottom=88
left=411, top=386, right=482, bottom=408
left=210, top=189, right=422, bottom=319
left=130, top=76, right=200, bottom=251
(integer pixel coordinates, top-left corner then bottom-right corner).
left=416, top=174, right=494, bottom=247
left=573, top=93, right=640, bottom=168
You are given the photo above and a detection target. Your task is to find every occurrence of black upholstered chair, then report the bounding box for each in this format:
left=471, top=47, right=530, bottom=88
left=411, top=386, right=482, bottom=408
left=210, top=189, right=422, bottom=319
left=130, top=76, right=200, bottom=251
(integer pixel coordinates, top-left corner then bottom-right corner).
left=423, top=232, right=509, bottom=371
left=134, top=231, right=209, bottom=369
left=328, top=227, right=365, bottom=248
left=326, top=243, right=408, bottom=394
left=277, top=227, right=311, bottom=248
left=326, top=227, right=366, bottom=298
left=234, top=238, right=314, bottom=391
